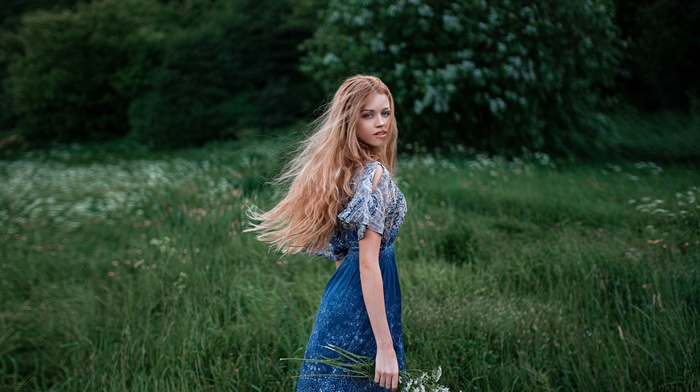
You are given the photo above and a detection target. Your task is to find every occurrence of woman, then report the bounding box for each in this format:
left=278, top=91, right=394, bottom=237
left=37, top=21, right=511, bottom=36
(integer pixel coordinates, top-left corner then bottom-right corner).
left=248, top=75, right=407, bottom=391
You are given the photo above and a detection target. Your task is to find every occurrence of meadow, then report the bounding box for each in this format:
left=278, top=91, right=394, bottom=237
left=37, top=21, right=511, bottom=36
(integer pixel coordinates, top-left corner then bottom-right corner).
left=1, top=133, right=698, bottom=391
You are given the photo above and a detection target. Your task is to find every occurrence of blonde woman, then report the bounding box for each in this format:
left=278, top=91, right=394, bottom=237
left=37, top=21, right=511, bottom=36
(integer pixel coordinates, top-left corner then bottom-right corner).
left=248, top=75, right=407, bottom=391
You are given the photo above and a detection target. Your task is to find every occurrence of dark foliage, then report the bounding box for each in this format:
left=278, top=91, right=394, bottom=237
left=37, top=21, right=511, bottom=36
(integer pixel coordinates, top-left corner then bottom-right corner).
left=303, top=0, right=622, bottom=157
left=130, top=0, right=318, bottom=148
left=614, top=0, right=700, bottom=112
left=1, top=0, right=697, bottom=153
left=4, top=0, right=176, bottom=143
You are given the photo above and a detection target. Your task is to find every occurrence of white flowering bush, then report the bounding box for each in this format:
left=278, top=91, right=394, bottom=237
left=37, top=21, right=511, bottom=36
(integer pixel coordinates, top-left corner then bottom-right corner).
left=302, top=0, right=621, bottom=156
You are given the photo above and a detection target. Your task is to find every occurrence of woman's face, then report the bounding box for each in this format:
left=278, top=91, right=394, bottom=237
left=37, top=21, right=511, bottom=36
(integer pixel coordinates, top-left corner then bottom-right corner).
left=356, top=93, right=391, bottom=148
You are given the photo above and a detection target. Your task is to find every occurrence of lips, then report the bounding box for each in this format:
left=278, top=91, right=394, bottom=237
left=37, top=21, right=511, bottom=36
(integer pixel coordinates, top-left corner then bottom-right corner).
left=374, top=130, right=387, bottom=138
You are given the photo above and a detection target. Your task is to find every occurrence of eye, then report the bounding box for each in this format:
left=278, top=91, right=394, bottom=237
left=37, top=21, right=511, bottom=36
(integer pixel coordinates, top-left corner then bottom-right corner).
left=362, top=113, right=373, bottom=118
left=381, top=111, right=390, bottom=117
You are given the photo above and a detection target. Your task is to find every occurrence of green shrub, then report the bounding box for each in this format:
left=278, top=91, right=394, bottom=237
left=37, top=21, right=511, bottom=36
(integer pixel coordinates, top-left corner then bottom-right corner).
left=5, top=0, right=175, bottom=143
left=128, top=22, right=245, bottom=149
left=435, top=222, right=478, bottom=265
left=3, top=0, right=324, bottom=147
left=1, top=0, right=83, bottom=29
left=614, top=0, right=700, bottom=111
left=128, top=0, right=319, bottom=149
left=302, top=0, right=621, bottom=157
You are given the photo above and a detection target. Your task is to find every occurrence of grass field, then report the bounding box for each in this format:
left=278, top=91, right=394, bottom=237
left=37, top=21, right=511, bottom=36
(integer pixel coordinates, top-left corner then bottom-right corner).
left=1, top=133, right=698, bottom=391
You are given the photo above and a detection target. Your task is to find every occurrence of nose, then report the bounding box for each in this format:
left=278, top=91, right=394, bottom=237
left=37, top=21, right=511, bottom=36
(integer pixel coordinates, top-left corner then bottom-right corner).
left=376, top=115, right=385, bottom=127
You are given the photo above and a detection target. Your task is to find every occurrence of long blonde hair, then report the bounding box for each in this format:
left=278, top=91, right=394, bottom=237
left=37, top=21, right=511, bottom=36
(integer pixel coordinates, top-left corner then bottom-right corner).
left=246, top=75, right=398, bottom=254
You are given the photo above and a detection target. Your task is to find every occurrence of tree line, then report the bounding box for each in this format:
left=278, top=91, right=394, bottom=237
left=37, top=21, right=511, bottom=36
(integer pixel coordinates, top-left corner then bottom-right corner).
left=0, top=0, right=697, bottom=155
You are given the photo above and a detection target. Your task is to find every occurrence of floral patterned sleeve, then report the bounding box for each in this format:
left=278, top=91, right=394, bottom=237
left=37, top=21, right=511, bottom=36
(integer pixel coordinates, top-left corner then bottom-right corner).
left=337, top=162, right=388, bottom=241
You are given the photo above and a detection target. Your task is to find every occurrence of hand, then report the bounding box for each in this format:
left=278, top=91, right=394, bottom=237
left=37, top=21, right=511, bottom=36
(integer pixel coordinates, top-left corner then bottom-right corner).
left=374, top=347, right=399, bottom=391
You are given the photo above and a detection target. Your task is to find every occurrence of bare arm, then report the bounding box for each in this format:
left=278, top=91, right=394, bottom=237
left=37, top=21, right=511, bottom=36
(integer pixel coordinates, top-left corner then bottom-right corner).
left=359, top=230, right=398, bottom=391
left=358, top=164, right=399, bottom=391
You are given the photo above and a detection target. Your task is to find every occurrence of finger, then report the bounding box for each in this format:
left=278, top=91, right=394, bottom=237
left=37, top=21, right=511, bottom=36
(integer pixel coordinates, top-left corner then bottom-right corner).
left=374, top=372, right=380, bottom=385
left=382, top=375, right=391, bottom=390
left=378, top=374, right=388, bottom=390
left=391, top=374, right=399, bottom=390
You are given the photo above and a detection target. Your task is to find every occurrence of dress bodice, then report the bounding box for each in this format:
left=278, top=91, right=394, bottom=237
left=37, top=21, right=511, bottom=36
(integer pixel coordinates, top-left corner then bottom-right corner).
left=318, top=161, right=407, bottom=261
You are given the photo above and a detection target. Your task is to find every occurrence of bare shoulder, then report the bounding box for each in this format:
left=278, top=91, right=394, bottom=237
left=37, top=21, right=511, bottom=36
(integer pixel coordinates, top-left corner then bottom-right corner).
left=371, top=163, right=384, bottom=192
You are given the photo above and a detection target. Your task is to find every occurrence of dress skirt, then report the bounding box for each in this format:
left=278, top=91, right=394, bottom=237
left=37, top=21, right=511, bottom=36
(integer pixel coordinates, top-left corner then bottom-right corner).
left=296, top=244, right=405, bottom=391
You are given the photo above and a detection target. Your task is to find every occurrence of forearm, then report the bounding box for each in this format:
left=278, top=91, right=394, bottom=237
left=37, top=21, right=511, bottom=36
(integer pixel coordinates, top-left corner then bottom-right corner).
left=360, top=263, right=393, bottom=348
left=359, top=233, right=393, bottom=349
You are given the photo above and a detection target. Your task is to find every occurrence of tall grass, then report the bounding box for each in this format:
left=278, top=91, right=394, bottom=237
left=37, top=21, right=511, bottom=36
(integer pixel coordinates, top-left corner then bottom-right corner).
left=1, top=137, right=698, bottom=391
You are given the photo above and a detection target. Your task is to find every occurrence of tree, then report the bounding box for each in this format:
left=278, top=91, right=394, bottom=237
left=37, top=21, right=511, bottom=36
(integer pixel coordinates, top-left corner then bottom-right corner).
left=1, top=0, right=85, bottom=133
left=302, top=0, right=622, bottom=156
left=129, top=0, right=321, bottom=148
left=614, top=0, right=700, bottom=111
left=5, top=0, right=175, bottom=142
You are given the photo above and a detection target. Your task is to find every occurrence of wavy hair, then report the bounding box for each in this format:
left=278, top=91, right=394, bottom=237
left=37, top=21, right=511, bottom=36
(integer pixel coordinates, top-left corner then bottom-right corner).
left=246, top=75, right=398, bottom=254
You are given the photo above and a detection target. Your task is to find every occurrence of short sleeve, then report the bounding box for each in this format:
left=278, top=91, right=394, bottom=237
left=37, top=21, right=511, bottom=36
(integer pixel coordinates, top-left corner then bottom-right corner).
left=338, top=162, right=388, bottom=240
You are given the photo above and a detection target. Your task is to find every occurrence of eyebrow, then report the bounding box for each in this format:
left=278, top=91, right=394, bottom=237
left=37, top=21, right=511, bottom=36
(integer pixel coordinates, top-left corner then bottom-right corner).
left=361, top=107, right=391, bottom=112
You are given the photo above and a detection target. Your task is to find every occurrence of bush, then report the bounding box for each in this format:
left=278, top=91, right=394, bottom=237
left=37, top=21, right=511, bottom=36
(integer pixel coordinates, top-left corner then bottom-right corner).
left=613, top=0, right=700, bottom=111
left=129, top=0, right=319, bottom=148
left=5, top=0, right=175, bottom=143
left=128, top=23, right=244, bottom=149
left=1, top=0, right=85, bottom=133
left=435, top=222, right=478, bottom=265
left=302, top=0, right=622, bottom=157
left=4, top=0, right=318, bottom=147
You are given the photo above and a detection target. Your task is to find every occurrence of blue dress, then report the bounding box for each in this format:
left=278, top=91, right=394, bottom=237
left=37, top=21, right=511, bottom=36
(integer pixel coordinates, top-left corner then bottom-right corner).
left=297, top=161, right=408, bottom=391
